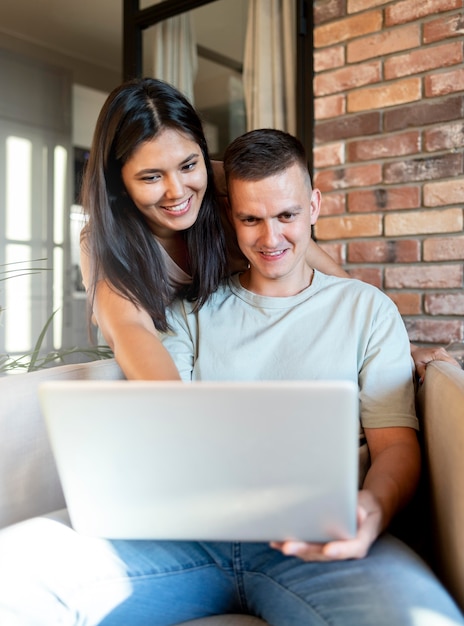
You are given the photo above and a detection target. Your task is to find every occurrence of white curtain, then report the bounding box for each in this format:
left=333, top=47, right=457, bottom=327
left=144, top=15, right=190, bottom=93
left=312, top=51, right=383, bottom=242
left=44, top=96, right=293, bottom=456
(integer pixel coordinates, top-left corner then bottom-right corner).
left=243, top=0, right=296, bottom=134
left=151, top=14, right=198, bottom=105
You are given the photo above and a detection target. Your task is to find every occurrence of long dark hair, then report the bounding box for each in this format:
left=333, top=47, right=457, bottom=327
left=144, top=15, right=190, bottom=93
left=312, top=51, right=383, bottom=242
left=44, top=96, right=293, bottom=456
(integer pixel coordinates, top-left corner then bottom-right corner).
left=80, top=77, right=227, bottom=332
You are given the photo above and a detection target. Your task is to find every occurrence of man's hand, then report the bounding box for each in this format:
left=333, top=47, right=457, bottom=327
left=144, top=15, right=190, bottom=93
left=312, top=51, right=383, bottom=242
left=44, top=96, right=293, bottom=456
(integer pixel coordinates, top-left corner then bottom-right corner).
left=270, top=490, right=383, bottom=562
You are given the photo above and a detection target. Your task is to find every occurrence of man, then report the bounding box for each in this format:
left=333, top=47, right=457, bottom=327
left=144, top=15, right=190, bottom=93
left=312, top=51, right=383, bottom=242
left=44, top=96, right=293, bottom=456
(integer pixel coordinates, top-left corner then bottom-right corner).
left=160, top=129, right=463, bottom=623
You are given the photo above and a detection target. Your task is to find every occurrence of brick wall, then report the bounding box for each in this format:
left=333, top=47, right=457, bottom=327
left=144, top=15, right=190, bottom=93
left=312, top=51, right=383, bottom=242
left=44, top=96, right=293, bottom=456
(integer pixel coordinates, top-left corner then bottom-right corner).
left=312, top=0, right=464, bottom=347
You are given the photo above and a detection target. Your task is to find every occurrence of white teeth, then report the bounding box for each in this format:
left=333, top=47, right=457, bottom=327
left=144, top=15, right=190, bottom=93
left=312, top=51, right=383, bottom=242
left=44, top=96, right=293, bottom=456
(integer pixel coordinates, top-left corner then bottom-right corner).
left=262, top=250, right=284, bottom=256
left=163, top=199, right=189, bottom=212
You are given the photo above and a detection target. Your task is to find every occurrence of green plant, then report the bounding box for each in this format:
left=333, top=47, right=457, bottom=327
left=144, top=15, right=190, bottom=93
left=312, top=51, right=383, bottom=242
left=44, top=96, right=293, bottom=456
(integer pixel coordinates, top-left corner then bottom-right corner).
left=0, top=260, right=113, bottom=374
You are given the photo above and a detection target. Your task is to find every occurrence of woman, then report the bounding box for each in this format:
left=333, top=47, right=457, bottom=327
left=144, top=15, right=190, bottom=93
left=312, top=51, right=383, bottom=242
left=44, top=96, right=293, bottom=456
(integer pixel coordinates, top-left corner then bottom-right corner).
left=80, top=77, right=227, bottom=380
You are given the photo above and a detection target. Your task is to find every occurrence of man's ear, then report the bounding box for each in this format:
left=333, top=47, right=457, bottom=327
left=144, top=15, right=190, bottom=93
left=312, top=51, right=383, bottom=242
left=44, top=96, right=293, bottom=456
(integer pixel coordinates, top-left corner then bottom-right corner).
left=310, top=188, right=322, bottom=226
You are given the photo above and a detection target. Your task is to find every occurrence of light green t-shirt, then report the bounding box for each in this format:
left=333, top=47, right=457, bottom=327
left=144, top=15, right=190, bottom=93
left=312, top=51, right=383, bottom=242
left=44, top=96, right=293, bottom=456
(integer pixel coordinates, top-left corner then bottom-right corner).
left=162, top=271, right=418, bottom=482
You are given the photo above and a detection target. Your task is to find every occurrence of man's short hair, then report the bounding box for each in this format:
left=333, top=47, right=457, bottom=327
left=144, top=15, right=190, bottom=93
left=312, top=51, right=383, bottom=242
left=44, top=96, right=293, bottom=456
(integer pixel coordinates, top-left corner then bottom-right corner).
left=223, top=128, right=309, bottom=183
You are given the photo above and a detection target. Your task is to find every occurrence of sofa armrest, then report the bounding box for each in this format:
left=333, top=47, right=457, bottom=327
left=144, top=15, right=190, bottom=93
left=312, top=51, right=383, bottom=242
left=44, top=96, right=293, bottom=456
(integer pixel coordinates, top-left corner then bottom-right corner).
left=416, top=361, right=464, bottom=612
left=0, top=359, right=124, bottom=529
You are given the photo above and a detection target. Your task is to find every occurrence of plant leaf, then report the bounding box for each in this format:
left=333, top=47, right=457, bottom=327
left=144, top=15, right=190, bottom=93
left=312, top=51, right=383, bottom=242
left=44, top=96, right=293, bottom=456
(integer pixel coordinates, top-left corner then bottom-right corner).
left=27, top=310, right=58, bottom=372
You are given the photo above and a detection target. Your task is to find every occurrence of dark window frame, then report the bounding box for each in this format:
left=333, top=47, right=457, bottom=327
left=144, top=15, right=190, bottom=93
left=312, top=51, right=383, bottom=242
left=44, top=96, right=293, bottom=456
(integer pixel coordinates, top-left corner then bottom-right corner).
left=122, top=0, right=313, bottom=174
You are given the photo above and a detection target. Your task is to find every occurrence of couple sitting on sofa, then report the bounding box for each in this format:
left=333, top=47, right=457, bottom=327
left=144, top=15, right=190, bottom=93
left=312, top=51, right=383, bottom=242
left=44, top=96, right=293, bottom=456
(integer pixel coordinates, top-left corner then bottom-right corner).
left=0, top=120, right=462, bottom=625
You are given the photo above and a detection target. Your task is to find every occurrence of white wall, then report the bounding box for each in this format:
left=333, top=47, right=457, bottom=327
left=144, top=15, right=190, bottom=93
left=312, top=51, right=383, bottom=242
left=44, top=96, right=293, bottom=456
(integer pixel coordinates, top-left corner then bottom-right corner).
left=72, top=84, right=108, bottom=149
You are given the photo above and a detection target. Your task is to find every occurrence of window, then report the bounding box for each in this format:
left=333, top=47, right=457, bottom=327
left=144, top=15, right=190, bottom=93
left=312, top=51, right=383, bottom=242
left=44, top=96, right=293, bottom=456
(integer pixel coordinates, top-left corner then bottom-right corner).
left=123, top=0, right=312, bottom=161
left=0, top=51, right=72, bottom=363
left=1, top=128, right=68, bottom=358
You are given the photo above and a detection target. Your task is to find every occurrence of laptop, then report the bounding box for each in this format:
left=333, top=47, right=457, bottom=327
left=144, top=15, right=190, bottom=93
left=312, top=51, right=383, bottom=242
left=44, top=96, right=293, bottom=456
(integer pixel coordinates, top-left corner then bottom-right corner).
left=38, top=379, right=359, bottom=542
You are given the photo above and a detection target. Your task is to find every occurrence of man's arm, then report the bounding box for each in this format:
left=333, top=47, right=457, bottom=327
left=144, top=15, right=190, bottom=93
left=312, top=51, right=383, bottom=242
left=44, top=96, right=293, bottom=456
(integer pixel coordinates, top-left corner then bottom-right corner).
left=271, top=290, right=419, bottom=561
left=362, top=426, right=420, bottom=532
left=271, top=425, right=420, bottom=562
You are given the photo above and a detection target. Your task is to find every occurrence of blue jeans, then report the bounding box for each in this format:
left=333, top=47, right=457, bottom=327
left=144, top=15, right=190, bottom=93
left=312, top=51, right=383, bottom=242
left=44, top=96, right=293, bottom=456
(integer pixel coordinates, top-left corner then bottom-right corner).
left=0, top=510, right=462, bottom=626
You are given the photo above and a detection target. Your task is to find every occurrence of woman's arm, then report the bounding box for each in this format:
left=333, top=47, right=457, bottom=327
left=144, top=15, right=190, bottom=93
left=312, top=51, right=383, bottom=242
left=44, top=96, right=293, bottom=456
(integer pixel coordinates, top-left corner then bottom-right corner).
left=80, top=231, right=180, bottom=381
left=92, top=280, right=180, bottom=381
left=306, top=239, right=349, bottom=278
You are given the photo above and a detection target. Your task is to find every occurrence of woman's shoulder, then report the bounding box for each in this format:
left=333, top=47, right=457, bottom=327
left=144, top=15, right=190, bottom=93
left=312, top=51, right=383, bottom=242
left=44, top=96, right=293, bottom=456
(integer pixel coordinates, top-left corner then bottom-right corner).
left=79, top=221, right=90, bottom=246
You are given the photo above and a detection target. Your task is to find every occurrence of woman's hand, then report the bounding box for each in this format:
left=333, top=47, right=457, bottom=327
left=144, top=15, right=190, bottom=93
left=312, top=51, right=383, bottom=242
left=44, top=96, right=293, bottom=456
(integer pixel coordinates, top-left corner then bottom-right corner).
left=411, top=344, right=461, bottom=383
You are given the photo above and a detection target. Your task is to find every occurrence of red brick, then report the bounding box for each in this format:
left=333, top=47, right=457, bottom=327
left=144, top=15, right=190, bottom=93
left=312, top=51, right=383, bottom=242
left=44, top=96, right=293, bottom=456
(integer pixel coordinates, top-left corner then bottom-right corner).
left=314, top=46, right=345, bottom=72
left=347, top=187, right=421, bottom=212
left=425, top=121, right=464, bottom=151
left=345, top=266, right=382, bottom=289
left=348, top=78, right=421, bottom=112
left=425, top=68, right=464, bottom=97
left=383, top=153, right=463, bottom=184
left=347, top=0, right=388, bottom=12
left=347, top=24, right=420, bottom=63
left=314, top=61, right=381, bottom=97
left=423, top=236, right=464, bottom=261
left=314, top=11, right=383, bottom=47
left=347, top=131, right=421, bottom=162
left=424, top=179, right=464, bottom=207
left=385, top=264, right=463, bottom=288
left=314, top=163, right=382, bottom=192
left=316, top=111, right=381, bottom=143
left=423, top=13, right=464, bottom=44
left=318, top=242, right=346, bottom=266
left=314, top=143, right=345, bottom=168
left=319, top=192, right=347, bottom=216
left=348, top=239, right=420, bottom=263
left=385, top=42, right=463, bottom=79
left=425, top=293, right=464, bottom=316
left=315, top=94, right=346, bottom=120
left=347, top=267, right=383, bottom=288
left=388, top=292, right=422, bottom=315
left=405, top=319, right=464, bottom=344
left=385, top=0, right=462, bottom=26
left=383, top=94, right=464, bottom=132
left=315, top=214, right=382, bottom=240
left=385, top=208, right=463, bottom=236
left=314, top=0, right=346, bottom=26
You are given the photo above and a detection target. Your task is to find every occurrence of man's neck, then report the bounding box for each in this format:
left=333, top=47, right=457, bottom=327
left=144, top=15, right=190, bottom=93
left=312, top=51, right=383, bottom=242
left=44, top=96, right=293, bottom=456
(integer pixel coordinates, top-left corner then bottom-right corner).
left=239, top=266, right=315, bottom=297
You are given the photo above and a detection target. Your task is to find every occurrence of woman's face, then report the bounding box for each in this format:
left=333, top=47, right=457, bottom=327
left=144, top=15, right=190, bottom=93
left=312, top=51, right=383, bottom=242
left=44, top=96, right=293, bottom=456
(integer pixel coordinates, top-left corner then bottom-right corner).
left=121, top=128, right=208, bottom=238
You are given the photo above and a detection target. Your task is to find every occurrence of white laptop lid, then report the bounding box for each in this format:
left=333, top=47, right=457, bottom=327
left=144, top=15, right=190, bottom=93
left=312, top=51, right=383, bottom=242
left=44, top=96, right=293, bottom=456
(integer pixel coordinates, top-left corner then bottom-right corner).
left=39, top=379, right=359, bottom=542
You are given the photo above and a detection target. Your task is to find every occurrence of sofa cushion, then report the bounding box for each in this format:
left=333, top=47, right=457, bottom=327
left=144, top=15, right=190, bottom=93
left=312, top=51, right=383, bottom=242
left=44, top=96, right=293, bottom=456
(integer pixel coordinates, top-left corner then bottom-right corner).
left=417, top=361, right=464, bottom=613
left=0, top=359, right=124, bottom=528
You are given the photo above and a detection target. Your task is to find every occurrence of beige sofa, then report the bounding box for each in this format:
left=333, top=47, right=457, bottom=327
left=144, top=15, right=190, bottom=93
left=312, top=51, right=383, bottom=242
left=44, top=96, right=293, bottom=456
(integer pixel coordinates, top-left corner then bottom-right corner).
left=1, top=358, right=463, bottom=622
left=416, top=361, right=464, bottom=613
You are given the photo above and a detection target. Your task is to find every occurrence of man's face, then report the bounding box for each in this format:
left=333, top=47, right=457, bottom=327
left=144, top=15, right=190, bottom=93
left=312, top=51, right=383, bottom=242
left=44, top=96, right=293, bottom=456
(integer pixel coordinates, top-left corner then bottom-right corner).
left=228, top=163, right=321, bottom=296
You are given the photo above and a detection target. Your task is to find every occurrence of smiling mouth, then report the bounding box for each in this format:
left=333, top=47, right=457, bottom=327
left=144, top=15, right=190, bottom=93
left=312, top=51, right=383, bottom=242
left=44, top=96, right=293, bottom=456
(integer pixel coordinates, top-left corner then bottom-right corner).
left=161, top=197, right=191, bottom=213
left=259, top=250, right=287, bottom=258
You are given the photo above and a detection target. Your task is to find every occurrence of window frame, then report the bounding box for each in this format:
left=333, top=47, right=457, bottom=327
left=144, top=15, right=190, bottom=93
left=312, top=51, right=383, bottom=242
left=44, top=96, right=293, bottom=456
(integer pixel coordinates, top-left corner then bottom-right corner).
left=122, top=0, right=314, bottom=174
